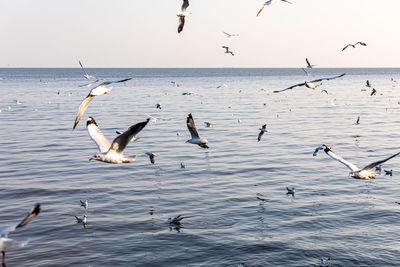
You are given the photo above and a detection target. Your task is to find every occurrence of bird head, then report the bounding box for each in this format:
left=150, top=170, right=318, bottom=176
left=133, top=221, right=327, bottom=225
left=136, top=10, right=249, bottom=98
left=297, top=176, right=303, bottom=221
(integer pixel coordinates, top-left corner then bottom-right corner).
left=89, top=154, right=102, bottom=161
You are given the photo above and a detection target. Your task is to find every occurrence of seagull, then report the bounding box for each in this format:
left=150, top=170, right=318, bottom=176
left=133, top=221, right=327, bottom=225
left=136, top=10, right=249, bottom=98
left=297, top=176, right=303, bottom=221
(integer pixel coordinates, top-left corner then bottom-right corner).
left=216, top=84, right=228, bottom=88
left=204, top=122, right=212, bottom=128
left=366, top=80, right=371, bottom=87
left=155, top=103, right=162, bottom=109
left=286, top=187, right=295, bottom=195
left=370, top=88, right=377, bottom=96
left=186, top=113, right=209, bottom=148
left=274, top=73, right=345, bottom=93
left=145, top=152, right=156, bottom=164
left=222, top=46, right=234, bottom=56
left=75, top=215, right=87, bottom=225
left=177, top=0, right=189, bottom=33
left=0, top=204, right=40, bottom=267
left=171, top=81, right=180, bottom=87
left=258, top=124, right=268, bottom=142
left=87, top=117, right=149, bottom=163
left=80, top=200, right=88, bottom=209
left=78, top=60, right=96, bottom=80
left=72, top=78, right=132, bottom=130
left=257, top=0, right=292, bottom=16
left=342, top=42, right=367, bottom=51
left=223, top=31, right=239, bottom=38
left=320, top=257, right=331, bottom=267
left=318, top=144, right=400, bottom=179
left=353, top=116, right=360, bottom=125
left=180, top=162, right=186, bottom=168
left=306, top=58, right=316, bottom=68
left=384, top=170, right=393, bottom=176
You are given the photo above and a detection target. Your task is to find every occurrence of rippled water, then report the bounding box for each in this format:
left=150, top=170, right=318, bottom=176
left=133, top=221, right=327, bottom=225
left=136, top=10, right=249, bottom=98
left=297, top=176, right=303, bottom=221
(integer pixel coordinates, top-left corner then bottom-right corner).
left=1, top=68, right=400, bottom=266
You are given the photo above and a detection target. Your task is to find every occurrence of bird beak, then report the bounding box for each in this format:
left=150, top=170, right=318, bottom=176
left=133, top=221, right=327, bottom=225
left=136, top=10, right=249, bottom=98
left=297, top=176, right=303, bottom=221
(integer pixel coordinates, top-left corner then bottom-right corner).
left=370, top=176, right=375, bottom=179
left=133, top=138, right=139, bottom=142
left=89, top=157, right=94, bottom=161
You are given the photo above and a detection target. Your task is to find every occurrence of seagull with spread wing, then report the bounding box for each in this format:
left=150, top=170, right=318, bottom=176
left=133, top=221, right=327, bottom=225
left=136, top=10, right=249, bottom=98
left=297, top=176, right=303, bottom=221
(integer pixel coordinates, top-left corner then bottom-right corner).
left=222, top=46, right=234, bottom=56
left=0, top=204, right=41, bottom=267
left=273, top=73, right=345, bottom=93
left=306, top=58, right=316, bottom=68
left=258, top=124, right=268, bottom=142
left=87, top=117, right=149, bottom=163
left=177, top=0, right=189, bottom=33
left=78, top=60, right=96, bottom=80
left=257, top=0, right=292, bottom=16
left=223, top=31, right=239, bottom=38
left=342, top=42, right=367, bottom=51
left=318, top=144, right=400, bottom=179
left=72, top=78, right=132, bottom=130
left=186, top=113, right=209, bottom=148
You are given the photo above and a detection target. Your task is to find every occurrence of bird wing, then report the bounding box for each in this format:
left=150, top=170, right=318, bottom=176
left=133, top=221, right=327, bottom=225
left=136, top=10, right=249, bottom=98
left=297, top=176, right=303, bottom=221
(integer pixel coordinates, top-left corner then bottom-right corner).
left=178, top=16, right=185, bottom=33
left=73, top=95, right=95, bottom=130
left=107, top=119, right=150, bottom=154
left=361, top=152, right=400, bottom=172
left=356, top=41, right=367, bottom=46
left=223, top=31, right=230, bottom=36
left=181, top=0, right=189, bottom=12
left=187, top=113, right=200, bottom=139
left=93, top=78, right=132, bottom=90
left=79, top=60, right=89, bottom=78
left=342, top=44, right=352, bottom=51
left=273, top=82, right=306, bottom=93
left=313, top=146, right=324, bottom=156
left=281, top=0, right=292, bottom=4
left=79, top=79, right=100, bottom=88
left=257, top=131, right=264, bottom=142
left=86, top=117, right=111, bottom=153
left=0, top=204, right=40, bottom=237
left=306, top=58, right=312, bottom=68
left=324, top=148, right=360, bottom=172
left=310, top=73, right=346, bottom=83
left=256, top=1, right=271, bottom=16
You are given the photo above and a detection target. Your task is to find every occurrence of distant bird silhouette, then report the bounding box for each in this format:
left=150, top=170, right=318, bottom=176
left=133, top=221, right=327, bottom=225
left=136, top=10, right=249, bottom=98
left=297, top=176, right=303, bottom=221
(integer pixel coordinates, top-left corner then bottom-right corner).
left=384, top=170, right=393, bottom=176
left=177, top=0, right=189, bottom=33
left=342, top=42, right=367, bottom=51
left=222, top=46, right=234, bottom=56
left=355, top=116, right=360, bottom=125
left=319, top=257, right=331, bottom=267
left=80, top=200, right=88, bottom=209
left=78, top=60, right=96, bottom=80
left=286, top=187, right=295, bottom=195
left=258, top=124, right=268, bottom=142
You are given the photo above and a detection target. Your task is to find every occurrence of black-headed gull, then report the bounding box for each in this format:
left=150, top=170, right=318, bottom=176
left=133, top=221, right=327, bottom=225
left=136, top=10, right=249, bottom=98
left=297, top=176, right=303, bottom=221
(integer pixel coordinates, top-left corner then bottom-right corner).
left=78, top=60, right=96, bottom=80
left=87, top=117, right=149, bottom=163
left=286, top=187, right=295, bottom=195
left=257, top=0, right=292, bottom=17
left=186, top=114, right=209, bottom=148
left=273, top=73, right=345, bottom=93
left=306, top=58, right=316, bottom=68
left=366, top=80, right=371, bottom=87
left=258, top=124, right=268, bottom=142
left=342, top=42, right=367, bottom=51
left=72, top=78, right=132, bottom=130
left=318, top=144, right=400, bottom=179
left=0, top=204, right=40, bottom=267
left=177, top=0, right=189, bottom=33
left=319, top=257, right=331, bottom=267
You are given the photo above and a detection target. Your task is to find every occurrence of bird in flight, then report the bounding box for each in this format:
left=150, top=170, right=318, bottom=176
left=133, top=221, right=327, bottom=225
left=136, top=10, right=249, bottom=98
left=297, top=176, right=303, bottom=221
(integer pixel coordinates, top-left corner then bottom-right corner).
left=316, top=144, right=400, bottom=179
left=258, top=124, right=268, bottom=142
left=342, top=42, right=367, bottom=51
left=78, top=60, right=96, bottom=80
left=223, top=31, right=239, bottom=38
left=257, top=0, right=292, bottom=17
left=273, top=73, right=345, bottom=93
left=72, top=78, right=132, bottom=130
left=306, top=58, right=316, bottom=68
left=87, top=117, right=149, bottom=163
left=186, top=113, right=209, bottom=148
left=177, top=0, right=189, bottom=33
left=222, top=46, right=234, bottom=56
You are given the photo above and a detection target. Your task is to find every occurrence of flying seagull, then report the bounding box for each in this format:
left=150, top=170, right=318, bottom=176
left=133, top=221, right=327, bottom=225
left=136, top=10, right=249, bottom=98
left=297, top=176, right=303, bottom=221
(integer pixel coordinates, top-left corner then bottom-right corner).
left=145, top=152, right=156, bottom=164
left=354, top=116, right=360, bottom=125
left=87, top=117, right=149, bottom=163
left=257, top=0, right=292, bottom=16
left=370, top=88, right=377, bottom=96
left=258, top=124, right=268, bottom=142
left=168, top=215, right=185, bottom=225
left=306, top=58, right=316, bottom=68
left=342, top=42, right=367, bottom=51
left=72, top=78, right=132, bottom=130
left=79, top=79, right=100, bottom=88
left=80, top=200, right=88, bottom=209
left=286, top=187, right=295, bottom=195
left=223, top=31, right=239, bottom=38
left=273, top=73, right=345, bottom=93
left=78, top=60, right=96, bottom=80
left=222, top=46, right=234, bottom=56
left=177, top=0, right=189, bottom=33
left=366, top=80, right=371, bottom=87
left=0, top=204, right=41, bottom=267
left=317, top=144, right=400, bottom=179
left=186, top=113, right=209, bottom=148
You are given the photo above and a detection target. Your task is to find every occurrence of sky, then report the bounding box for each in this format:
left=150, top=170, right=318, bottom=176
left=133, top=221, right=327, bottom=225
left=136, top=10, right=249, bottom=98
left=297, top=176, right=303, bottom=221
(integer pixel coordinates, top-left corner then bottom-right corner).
left=1, top=0, right=400, bottom=68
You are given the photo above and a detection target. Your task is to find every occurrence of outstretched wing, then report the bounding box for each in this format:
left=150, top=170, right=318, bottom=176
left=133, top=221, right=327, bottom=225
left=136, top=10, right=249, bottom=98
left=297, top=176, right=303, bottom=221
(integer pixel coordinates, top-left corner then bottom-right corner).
left=342, top=44, right=352, bottom=51
left=310, top=73, right=346, bottom=83
left=73, top=95, right=95, bottom=130
left=313, top=146, right=324, bottom=156
left=94, top=78, right=132, bottom=89
left=0, top=204, right=41, bottom=237
left=361, top=152, right=400, bottom=171
left=86, top=117, right=111, bottom=153
left=187, top=113, right=200, bottom=139
left=181, top=0, right=189, bottom=12
left=107, top=119, right=150, bottom=154
left=323, top=146, right=360, bottom=172
left=257, top=1, right=272, bottom=16
left=273, top=82, right=306, bottom=93
left=178, top=16, right=185, bottom=33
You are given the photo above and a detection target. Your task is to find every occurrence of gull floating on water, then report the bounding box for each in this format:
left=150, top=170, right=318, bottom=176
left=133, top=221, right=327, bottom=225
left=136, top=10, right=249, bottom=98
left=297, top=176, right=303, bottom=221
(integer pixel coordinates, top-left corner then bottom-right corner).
left=180, top=162, right=186, bottom=168
left=375, top=165, right=382, bottom=173
left=317, top=144, right=400, bottom=179
left=258, top=124, right=268, bottom=142
left=155, top=103, right=162, bottom=109
left=168, top=215, right=184, bottom=225
left=257, top=0, right=292, bottom=16
left=274, top=73, right=345, bottom=93
left=0, top=204, right=40, bottom=267
left=75, top=215, right=87, bottom=227
left=223, top=31, right=239, bottom=38
left=80, top=200, right=88, bottom=209
left=320, top=257, right=331, bottom=267
left=78, top=60, right=96, bottom=80
left=186, top=113, right=209, bottom=148
left=177, top=0, right=189, bottom=33
left=222, top=46, right=234, bottom=56
left=145, top=152, right=156, bottom=164
left=354, top=116, right=360, bottom=125
left=87, top=117, right=149, bottom=163
left=366, top=80, right=371, bottom=87
left=72, top=78, right=132, bottom=130
left=342, top=42, right=367, bottom=51
left=204, top=122, right=212, bottom=128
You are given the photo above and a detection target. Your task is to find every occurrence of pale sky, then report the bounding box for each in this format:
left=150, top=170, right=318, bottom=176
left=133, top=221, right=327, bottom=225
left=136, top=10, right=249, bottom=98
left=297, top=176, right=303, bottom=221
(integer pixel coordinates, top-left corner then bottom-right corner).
left=1, top=0, right=400, bottom=68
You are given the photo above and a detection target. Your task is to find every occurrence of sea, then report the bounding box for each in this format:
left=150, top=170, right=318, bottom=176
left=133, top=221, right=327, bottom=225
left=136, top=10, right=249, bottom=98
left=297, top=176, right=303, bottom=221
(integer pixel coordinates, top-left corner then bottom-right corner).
left=0, top=68, right=400, bottom=266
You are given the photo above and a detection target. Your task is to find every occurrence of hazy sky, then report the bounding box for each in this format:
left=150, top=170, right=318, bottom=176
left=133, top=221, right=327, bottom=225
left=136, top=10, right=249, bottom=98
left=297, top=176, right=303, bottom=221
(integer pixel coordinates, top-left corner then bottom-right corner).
left=1, top=0, right=400, bottom=68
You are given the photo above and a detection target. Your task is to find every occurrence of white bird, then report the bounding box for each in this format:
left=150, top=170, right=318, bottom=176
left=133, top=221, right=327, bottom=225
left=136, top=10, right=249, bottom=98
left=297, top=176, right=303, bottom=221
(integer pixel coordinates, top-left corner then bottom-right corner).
left=80, top=200, right=88, bottom=209
left=258, top=124, right=268, bottom=142
left=186, top=113, right=209, bottom=148
left=257, top=0, right=292, bottom=16
left=75, top=215, right=87, bottom=226
left=223, top=31, right=239, bottom=38
left=273, top=73, right=345, bottom=93
left=313, top=146, right=324, bottom=157
left=342, top=42, right=367, bottom=51
left=168, top=215, right=184, bottom=225
left=0, top=204, right=40, bottom=267
left=72, top=78, right=132, bottom=130
left=320, top=257, right=331, bottom=267
left=318, top=144, right=400, bottom=179
left=366, top=80, right=371, bottom=88
left=87, top=117, right=149, bottom=164
left=306, top=58, right=316, bottom=68
left=78, top=60, right=96, bottom=80
left=222, top=46, right=234, bottom=56
left=177, top=0, right=189, bottom=33
left=286, top=187, right=295, bottom=195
